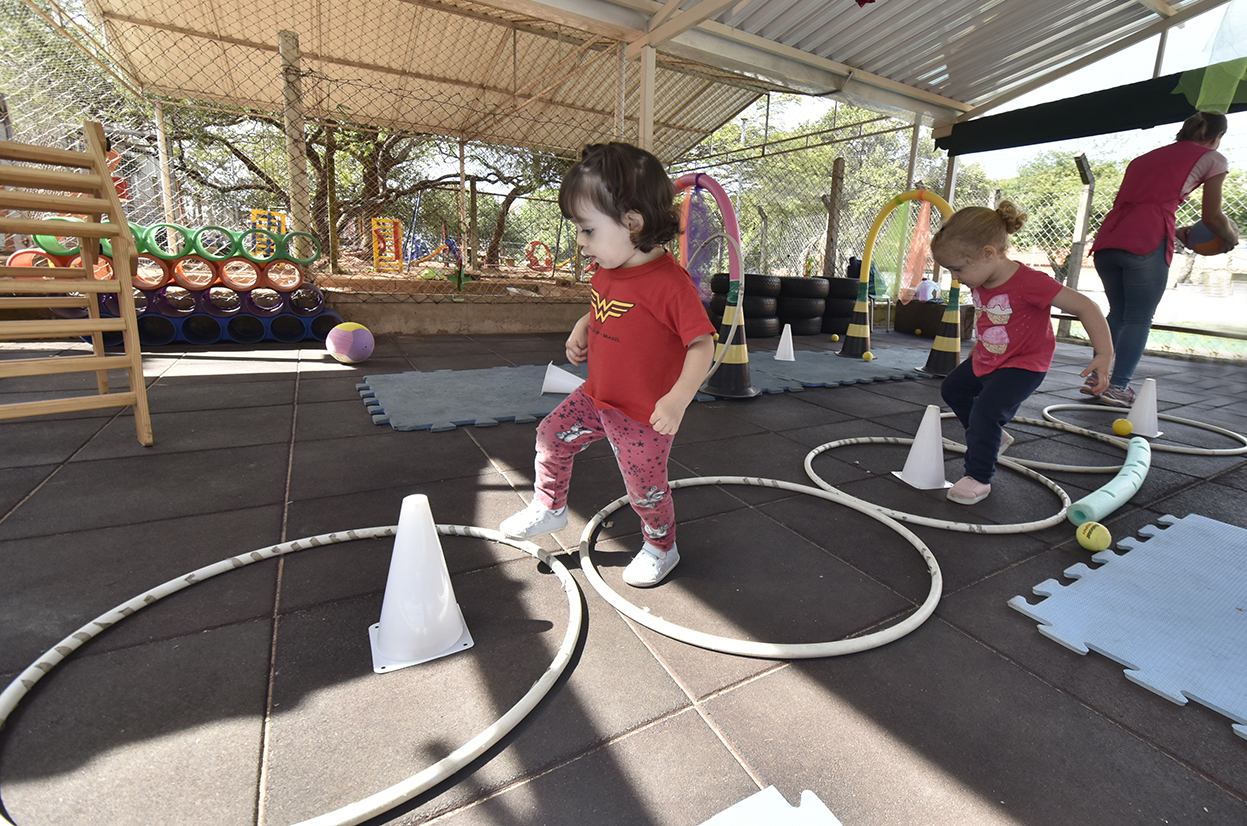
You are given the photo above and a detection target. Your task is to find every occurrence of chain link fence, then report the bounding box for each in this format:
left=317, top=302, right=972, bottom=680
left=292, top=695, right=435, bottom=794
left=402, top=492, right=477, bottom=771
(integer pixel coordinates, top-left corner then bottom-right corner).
left=2, top=0, right=1244, bottom=359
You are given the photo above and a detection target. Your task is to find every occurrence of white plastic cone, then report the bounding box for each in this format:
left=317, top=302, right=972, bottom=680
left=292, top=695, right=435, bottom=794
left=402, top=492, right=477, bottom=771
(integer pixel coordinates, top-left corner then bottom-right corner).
left=775, top=323, right=795, bottom=361
left=541, top=361, right=586, bottom=394
left=892, top=404, right=952, bottom=490
left=369, top=494, right=473, bottom=673
left=1126, top=377, right=1162, bottom=438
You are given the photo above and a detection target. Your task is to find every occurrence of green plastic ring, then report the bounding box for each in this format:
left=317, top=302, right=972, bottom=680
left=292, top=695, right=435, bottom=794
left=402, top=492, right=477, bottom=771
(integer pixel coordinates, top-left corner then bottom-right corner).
left=193, top=226, right=240, bottom=262
left=144, top=223, right=195, bottom=261
left=277, top=231, right=321, bottom=265
left=32, top=217, right=84, bottom=256
left=237, top=228, right=280, bottom=264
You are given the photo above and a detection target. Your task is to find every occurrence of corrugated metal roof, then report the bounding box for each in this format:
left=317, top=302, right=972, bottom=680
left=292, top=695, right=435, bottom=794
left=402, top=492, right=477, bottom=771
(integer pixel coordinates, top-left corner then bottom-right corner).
left=67, top=0, right=1225, bottom=159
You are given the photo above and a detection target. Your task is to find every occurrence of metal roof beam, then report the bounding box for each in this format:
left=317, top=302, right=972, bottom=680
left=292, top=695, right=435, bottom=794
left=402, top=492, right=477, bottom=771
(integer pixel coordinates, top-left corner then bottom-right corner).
left=485, top=0, right=968, bottom=119
left=626, top=0, right=740, bottom=59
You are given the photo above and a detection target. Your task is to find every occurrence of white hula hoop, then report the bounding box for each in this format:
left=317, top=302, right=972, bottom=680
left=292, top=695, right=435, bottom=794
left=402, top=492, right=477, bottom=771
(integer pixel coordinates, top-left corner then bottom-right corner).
left=1041, top=404, right=1247, bottom=456
left=0, top=525, right=583, bottom=826
left=577, top=476, right=942, bottom=659
left=803, top=436, right=1073, bottom=534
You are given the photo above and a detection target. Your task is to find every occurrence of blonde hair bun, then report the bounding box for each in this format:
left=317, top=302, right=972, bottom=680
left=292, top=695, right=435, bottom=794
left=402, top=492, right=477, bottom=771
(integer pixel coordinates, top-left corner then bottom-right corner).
left=995, top=200, right=1028, bottom=234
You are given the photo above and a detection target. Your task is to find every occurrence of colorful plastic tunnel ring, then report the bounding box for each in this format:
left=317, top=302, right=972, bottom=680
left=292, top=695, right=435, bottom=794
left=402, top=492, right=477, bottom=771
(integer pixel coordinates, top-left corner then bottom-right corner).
left=218, top=258, right=263, bottom=292
left=144, top=223, right=195, bottom=260
left=193, top=226, right=241, bottom=262
left=137, top=314, right=178, bottom=346
left=171, top=255, right=219, bottom=291
left=238, top=228, right=281, bottom=264
left=261, top=260, right=304, bottom=292
left=129, top=223, right=149, bottom=255
left=267, top=313, right=307, bottom=343
left=69, top=255, right=114, bottom=281
left=225, top=314, right=267, bottom=344
left=151, top=286, right=197, bottom=317
left=32, top=217, right=85, bottom=256
left=287, top=285, right=326, bottom=317
left=278, top=231, right=321, bottom=265
left=196, top=287, right=243, bottom=318
left=5, top=248, right=71, bottom=270
left=240, top=288, right=286, bottom=317
left=133, top=255, right=173, bottom=290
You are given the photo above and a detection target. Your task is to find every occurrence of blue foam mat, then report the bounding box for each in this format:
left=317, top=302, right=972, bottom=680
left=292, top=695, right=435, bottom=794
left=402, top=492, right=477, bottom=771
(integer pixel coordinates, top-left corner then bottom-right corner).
left=358, top=347, right=928, bottom=432
left=1009, top=513, right=1247, bottom=740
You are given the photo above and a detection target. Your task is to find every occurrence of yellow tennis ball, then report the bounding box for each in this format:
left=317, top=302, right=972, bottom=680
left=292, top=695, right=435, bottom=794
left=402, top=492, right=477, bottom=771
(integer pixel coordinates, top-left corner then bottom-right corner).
left=1112, top=418, right=1133, bottom=436
left=914, top=329, right=922, bottom=335
left=1076, top=521, right=1112, bottom=552
left=830, top=334, right=840, bottom=341
left=863, top=351, right=874, bottom=361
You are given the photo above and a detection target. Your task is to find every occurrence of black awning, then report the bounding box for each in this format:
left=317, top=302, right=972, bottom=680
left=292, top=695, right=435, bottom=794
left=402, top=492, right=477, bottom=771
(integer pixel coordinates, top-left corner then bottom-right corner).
left=936, top=63, right=1247, bottom=158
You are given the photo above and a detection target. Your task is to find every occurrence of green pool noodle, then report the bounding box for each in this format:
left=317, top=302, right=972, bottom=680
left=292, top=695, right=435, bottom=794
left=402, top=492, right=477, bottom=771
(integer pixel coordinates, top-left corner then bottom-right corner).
left=1066, top=436, right=1152, bottom=526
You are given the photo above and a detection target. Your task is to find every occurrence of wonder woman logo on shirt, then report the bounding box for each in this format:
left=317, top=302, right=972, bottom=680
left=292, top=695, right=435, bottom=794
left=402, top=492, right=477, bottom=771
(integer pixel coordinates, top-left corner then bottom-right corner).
left=591, top=288, right=634, bottom=322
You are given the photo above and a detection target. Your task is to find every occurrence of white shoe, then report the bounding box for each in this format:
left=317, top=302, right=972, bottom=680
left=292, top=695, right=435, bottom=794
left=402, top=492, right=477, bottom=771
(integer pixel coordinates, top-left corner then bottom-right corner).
left=500, top=499, right=568, bottom=539
left=622, top=542, right=680, bottom=587
left=947, top=476, right=991, bottom=505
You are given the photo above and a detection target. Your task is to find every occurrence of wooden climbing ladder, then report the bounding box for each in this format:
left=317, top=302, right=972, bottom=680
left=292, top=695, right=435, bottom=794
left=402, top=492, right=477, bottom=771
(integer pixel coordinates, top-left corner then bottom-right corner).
left=0, top=121, right=153, bottom=445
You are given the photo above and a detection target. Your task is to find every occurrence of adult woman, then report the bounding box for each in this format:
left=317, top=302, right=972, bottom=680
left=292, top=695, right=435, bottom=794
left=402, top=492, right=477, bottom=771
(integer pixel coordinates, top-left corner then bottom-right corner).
left=1089, top=112, right=1238, bottom=407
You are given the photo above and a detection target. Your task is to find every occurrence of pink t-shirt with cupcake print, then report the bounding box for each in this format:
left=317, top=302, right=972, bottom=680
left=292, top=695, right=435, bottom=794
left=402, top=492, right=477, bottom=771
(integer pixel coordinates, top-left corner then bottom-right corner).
left=970, top=263, right=1064, bottom=376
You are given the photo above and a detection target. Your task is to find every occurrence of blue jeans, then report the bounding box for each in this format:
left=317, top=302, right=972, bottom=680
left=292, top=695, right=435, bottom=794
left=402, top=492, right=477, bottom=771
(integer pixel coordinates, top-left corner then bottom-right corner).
left=1093, top=243, right=1169, bottom=388
left=941, top=360, right=1046, bottom=485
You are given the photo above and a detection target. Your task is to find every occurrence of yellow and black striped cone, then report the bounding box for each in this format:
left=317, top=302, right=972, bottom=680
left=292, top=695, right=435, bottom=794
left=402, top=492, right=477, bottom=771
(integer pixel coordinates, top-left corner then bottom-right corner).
left=702, top=282, right=759, bottom=399
left=837, top=276, right=872, bottom=358
left=921, top=282, right=963, bottom=377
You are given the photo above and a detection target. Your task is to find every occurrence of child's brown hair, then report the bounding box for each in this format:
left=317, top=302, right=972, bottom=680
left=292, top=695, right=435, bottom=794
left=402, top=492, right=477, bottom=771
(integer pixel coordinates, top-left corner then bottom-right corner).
left=559, top=142, right=680, bottom=252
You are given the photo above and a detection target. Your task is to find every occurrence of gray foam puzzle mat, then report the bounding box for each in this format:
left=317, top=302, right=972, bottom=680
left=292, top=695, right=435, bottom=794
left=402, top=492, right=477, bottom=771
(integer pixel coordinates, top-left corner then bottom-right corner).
left=358, top=363, right=591, bottom=431
left=1009, top=513, right=1247, bottom=740
left=747, top=346, right=928, bottom=392
left=357, top=347, right=927, bottom=432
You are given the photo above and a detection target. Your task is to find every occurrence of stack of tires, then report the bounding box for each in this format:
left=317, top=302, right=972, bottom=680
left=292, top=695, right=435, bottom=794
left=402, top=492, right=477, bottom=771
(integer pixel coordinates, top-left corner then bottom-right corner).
left=707, top=273, right=783, bottom=338
left=776, top=276, right=829, bottom=336
left=822, top=277, right=860, bottom=336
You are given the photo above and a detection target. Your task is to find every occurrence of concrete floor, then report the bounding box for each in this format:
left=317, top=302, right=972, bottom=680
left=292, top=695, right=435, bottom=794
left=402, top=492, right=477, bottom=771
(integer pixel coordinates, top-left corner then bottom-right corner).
left=2, top=329, right=1246, bottom=826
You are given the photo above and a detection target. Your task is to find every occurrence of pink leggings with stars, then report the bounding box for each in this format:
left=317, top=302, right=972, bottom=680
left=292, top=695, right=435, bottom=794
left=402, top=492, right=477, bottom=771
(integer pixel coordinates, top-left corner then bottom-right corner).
left=531, top=386, right=677, bottom=552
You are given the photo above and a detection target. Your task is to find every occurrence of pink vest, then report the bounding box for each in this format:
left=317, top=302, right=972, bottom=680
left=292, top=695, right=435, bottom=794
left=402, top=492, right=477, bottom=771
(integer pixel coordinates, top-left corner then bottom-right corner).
left=1092, top=141, right=1213, bottom=265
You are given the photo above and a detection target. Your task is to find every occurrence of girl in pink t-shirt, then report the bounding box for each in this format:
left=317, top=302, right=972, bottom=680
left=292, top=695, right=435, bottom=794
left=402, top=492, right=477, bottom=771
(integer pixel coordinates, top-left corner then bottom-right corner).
left=930, top=202, right=1114, bottom=505
left=499, top=143, right=715, bottom=587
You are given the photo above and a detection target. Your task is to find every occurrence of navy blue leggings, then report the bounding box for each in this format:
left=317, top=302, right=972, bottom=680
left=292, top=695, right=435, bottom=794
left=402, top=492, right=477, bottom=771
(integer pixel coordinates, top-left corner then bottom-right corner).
left=1093, top=242, right=1169, bottom=389
left=941, top=359, right=1046, bottom=484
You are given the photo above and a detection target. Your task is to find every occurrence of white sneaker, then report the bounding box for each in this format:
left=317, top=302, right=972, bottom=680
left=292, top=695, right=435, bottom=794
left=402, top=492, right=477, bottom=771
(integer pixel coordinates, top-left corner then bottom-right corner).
left=500, top=499, right=567, bottom=539
left=622, top=542, right=680, bottom=587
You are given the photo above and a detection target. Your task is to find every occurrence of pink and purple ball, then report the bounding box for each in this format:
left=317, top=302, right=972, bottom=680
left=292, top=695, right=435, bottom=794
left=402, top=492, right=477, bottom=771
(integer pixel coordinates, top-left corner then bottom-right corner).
left=326, top=322, right=374, bottom=364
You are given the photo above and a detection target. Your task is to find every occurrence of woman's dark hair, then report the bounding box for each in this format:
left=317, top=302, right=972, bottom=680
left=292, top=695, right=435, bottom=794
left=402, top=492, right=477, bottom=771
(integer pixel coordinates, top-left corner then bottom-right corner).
left=559, top=142, right=681, bottom=251
left=1176, top=112, right=1228, bottom=143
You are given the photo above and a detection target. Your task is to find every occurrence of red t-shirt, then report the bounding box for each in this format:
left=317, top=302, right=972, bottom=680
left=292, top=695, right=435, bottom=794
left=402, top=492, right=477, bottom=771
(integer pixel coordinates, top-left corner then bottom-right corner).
left=970, top=263, right=1064, bottom=377
left=582, top=252, right=716, bottom=424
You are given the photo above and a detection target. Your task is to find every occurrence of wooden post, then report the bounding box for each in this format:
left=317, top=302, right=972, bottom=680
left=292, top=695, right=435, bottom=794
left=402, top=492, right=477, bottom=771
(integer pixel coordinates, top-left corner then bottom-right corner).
left=1059, top=154, right=1096, bottom=338
left=469, top=178, right=478, bottom=273
left=154, top=102, right=176, bottom=226
left=756, top=205, right=768, bottom=277
left=821, top=157, right=845, bottom=278
left=279, top=30, right=314, bottom=261
left=326, top=120, right=338, bottom=272
left=639, top=45, right=655, bottom=151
